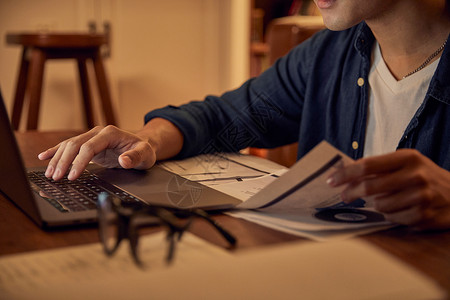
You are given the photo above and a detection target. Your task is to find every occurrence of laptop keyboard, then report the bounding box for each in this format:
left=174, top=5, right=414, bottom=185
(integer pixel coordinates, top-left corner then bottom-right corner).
left=27, top=170, right=141, bottom=212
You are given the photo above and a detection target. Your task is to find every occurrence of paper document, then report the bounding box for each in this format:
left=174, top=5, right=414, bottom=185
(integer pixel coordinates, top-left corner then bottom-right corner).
left=160, top=153, right=287, bottom=200
left=161, top=141, right=392, bottom=240
left=0, top=232, right=445, bottom=300
left=237, top=142, right=350, bottom=210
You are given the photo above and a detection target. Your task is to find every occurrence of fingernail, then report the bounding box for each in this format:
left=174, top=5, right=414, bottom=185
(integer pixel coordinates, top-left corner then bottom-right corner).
left=326, top=176, right=336, bottom=186
left=120, top=155, right=132, bottom=168
left=68, top=169, right=77, bottom=180
left=38, top=152, right=45, bottom=160
left=53, top=168, right=61, bottom=180
left=45, top=165, right=54, bottom=177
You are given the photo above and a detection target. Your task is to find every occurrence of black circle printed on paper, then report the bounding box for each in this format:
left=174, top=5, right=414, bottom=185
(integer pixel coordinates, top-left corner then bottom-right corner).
left=314, top=208, right=385, bottom=223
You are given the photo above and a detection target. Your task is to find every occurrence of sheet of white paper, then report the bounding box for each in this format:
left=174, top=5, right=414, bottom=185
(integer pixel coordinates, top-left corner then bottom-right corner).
left=0, top=232, right=445, bottom=300
left=160, top=153, right=288, bottom=201
left=160, top=153, right=286, bottom=183
left=209, top=169, right=287, bottom=201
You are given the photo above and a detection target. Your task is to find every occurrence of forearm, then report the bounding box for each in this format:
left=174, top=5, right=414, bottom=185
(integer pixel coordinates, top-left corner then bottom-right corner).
left=136, top=117, right=184, bottom=161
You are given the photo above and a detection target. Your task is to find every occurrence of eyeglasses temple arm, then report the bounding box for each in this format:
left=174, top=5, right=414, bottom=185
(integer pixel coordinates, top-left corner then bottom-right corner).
left=193, top=209, right=237, bottom=247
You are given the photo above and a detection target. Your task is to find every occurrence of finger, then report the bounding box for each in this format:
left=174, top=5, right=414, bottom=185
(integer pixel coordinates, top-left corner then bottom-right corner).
left=340, top=168, right=414, bottom=203
left=329, top=150, right=418, bottom=186
left=52, top=140, right=89, bottom=180
left=50, top=128, right=103, bottom=180
left=328, top=160, right=392, bottom=187
left=66, top=144, right=97, bottom=180
left=45, top=142, right=68, bottom=178
left=68, top=132, right=117, bottom=180
left=39, top=128, right=100, bottom=163
left=373, top=187, right=426, bottom=213
left=119, top=142, right=155, bottom=170
left=38, top=144, right=61, bottom=161
left=384, top=205, right=424, bottom=226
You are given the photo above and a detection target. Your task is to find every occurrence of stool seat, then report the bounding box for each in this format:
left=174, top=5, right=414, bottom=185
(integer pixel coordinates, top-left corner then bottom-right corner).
left=6, top=32, right=107, bottom=48
left=6, top=32, right=117, bottom=130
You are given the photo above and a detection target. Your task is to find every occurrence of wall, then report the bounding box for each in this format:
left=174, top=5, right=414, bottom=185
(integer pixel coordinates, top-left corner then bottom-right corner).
left=0, top=0, right=250, bottom=131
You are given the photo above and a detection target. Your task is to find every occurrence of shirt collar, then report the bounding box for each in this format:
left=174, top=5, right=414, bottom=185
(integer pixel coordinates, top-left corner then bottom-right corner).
left=354, top=22, right=376, bottom=59
left=428, top=33, right=450, bottom=105
left=354, top=23, right=450, bottom=105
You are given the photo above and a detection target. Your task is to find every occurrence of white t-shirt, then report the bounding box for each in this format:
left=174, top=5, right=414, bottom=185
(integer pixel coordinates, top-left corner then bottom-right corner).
left=363, top=42, right=440, bottom=157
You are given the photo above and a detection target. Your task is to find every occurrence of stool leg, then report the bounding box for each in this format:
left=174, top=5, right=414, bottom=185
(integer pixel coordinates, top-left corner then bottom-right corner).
left=26, top=48, right=46, bottom=130
left=11, top=48, right=30, bottom=130
left=77, top=58, right=95, bottom=128
left=92, top=49, right=117, bottom=126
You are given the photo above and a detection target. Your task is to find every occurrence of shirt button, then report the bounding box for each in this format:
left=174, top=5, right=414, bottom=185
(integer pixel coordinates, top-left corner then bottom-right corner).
left=357, top=77, right=365, bottom=87
left=352, top=141, right=359, bottom=150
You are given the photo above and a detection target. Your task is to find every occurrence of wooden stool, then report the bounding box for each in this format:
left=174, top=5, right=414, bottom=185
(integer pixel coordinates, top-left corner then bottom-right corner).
left=6, top=32, right=117, bottom=130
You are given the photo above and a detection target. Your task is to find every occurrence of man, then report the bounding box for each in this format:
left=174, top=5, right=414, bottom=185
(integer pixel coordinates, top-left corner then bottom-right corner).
left=39, top=0, right=450, bottom=230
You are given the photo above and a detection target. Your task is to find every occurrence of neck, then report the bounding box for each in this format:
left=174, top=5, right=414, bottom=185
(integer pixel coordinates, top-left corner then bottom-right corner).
left=366, top=0, right=450, bottom=80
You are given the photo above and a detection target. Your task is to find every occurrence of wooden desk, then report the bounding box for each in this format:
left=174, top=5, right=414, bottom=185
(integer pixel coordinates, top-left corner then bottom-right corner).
left=1, top=131, right=450, bottom=296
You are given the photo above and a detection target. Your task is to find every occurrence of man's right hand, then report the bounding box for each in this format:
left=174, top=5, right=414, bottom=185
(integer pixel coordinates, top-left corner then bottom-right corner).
left=38, top=118, right=184, bottom=181
left=38, top=125, right=157, bottom=181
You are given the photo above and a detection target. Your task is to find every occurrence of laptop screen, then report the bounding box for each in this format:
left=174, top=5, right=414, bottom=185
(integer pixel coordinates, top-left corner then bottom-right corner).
left=0, top=90, right=43, bottom=225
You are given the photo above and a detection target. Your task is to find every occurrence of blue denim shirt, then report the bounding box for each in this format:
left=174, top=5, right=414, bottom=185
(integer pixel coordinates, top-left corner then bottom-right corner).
left=145, top=22, right=450, bottom=171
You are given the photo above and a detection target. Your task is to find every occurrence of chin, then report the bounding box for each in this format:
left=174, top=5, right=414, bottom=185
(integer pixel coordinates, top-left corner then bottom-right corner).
left=321, top=14, right=362, bottom=31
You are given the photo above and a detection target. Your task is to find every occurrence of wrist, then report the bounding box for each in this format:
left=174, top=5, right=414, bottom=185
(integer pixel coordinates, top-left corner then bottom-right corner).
left=136, top=117, right=183, bottom=160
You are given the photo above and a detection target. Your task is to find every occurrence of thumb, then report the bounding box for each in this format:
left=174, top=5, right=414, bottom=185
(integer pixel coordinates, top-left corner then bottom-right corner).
left=118, top=143, right=156, bottom=170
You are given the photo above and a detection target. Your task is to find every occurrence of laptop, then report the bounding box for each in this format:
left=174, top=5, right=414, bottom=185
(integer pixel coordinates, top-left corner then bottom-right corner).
left=0, top=91, right=241, bottom=228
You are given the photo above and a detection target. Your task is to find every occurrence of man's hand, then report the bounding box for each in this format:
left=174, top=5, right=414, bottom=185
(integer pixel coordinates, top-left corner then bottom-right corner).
left=327, top=149, right=450, bottom=230
left=39, top=118, right=183, bottom=181
left=38, top=126, right=157, bottom=181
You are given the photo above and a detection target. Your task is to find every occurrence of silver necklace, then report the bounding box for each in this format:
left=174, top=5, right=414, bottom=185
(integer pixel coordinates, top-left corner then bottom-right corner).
left=402, top=39, right=447, bottom=79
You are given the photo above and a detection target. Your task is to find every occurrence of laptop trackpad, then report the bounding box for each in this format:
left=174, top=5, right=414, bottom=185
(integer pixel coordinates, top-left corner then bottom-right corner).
left=92, top=165, right=240, bottom=210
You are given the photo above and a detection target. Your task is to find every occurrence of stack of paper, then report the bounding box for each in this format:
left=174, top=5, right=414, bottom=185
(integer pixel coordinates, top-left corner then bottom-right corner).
left=161, top=141, right=393, bottom=240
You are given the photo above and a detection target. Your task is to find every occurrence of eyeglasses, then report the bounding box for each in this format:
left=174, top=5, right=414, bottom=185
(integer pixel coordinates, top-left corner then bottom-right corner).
left=97, top=192, right=236, bottom=267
